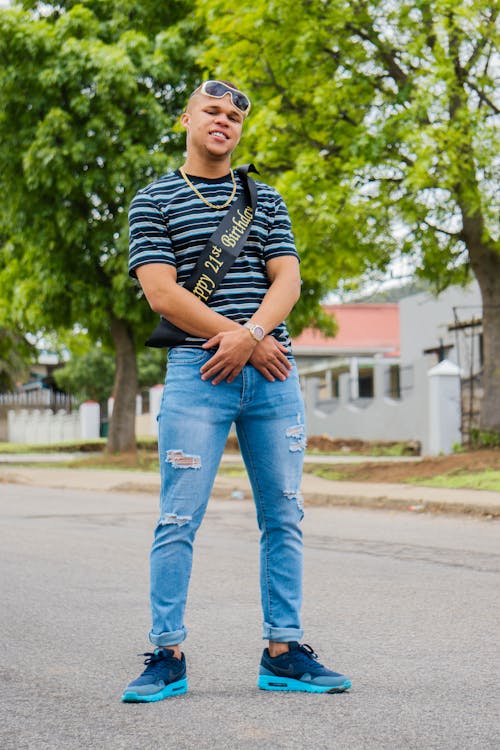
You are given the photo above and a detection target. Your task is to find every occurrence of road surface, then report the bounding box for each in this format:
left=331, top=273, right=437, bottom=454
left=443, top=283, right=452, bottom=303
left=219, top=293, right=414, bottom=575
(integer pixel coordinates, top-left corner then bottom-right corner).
left=0, top=484, right=498, bottom=749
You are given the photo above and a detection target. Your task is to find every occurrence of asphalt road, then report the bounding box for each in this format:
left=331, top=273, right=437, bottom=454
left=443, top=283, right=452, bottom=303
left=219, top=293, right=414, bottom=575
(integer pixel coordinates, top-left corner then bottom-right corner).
left=0, top=484, right=499, bottom=750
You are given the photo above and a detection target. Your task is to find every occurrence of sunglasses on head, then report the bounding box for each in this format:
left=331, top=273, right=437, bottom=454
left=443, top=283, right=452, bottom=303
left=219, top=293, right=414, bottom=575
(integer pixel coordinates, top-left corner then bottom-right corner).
left=199, top=80, right=251, bottom=114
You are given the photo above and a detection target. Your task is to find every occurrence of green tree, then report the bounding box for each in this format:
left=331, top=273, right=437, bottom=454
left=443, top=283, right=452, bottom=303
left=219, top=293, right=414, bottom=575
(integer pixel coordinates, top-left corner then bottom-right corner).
left=137, top=348, right=167, bottom=390
left=199, top=0, right=499, bottom=431
left=54, top=346, right=115, bottom=404
left=0, top=1, right=203, bottom=451
left=53, top=342, right=166, bottom=404
left=0, top=326, right=34, bottom=391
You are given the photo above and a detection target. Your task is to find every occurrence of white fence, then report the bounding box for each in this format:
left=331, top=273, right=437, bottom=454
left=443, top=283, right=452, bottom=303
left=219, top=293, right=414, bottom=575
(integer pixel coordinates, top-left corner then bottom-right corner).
left=8, top=402, right=100, bottom=444
left=6, top=388, right=162, bottom=444
left=0, top=390, right=74, bottom=409
left=8, top=409, right=82, bottom=444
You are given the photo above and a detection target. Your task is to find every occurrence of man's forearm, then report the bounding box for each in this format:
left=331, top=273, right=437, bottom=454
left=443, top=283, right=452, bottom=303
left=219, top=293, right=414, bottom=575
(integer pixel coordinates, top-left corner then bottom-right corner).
left=248, top=261, right=301, bottom=335
left=158, top=283, right=240, bottom=338
left=137, top=265, right=240, bottom=339
left=138, top=257, right=300, bottom=342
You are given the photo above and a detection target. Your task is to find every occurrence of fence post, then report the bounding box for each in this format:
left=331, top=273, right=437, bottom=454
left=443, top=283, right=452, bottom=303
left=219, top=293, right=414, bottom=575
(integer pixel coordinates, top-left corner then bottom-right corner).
left=149, top=385, right=164, bottom=438
left=80, top=401, right=100, bottom=440
left=136, top=394, right=143, bottom=415
left=427, top=360, right=462, bottom=455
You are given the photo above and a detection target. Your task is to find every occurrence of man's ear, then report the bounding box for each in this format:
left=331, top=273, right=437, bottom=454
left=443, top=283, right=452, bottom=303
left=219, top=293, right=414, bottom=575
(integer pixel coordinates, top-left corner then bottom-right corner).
left=180, top=112, right=190, bottom=130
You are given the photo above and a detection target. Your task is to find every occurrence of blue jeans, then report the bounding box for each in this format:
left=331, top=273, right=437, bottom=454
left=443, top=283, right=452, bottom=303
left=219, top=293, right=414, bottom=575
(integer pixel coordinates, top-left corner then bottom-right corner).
left=149, top=347, right=306, bottom=646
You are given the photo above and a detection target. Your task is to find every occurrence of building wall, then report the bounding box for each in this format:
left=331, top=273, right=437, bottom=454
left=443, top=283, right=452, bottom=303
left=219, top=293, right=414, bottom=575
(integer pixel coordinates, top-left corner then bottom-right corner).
left=303, top=358, right=431, bottom=450
left=399, top=281, right=481, bottom=366
left=298, top=282, right=482, bottom=452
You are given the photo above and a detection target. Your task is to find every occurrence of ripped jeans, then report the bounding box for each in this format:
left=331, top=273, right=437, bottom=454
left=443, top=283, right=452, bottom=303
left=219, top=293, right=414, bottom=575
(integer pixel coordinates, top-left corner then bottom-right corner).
left=149, top=346, right=306, bottom=647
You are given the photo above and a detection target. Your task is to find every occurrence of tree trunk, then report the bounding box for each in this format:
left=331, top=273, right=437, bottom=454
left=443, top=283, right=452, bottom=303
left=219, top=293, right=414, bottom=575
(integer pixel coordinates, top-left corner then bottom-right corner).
left=106, top=316, right=138, bottom=453
left=463, top=215, right=500, bottom=435
left=447, top=29, right=500, bottom=435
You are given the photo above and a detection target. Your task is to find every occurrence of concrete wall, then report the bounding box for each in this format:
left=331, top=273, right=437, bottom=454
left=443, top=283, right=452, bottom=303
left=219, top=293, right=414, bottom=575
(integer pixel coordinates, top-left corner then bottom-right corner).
left=303, top=358, right=431, bottom=450
left=399, top=281, right=481, bottom=366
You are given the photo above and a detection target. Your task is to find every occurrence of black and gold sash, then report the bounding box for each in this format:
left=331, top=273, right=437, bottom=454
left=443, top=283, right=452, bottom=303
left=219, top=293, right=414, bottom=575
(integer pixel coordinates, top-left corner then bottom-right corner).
left=145, top=164, right=258, bottom=348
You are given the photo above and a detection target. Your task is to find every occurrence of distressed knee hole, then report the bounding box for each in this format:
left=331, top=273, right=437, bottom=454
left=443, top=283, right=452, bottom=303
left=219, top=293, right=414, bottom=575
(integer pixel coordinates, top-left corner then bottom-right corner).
left=283, top=489, right=304, bottom=513
left=285, top=415, right=307, bottom=453
left=166, top=449, right=201, bottom=469
left=159, top=513, right=192, bottom=527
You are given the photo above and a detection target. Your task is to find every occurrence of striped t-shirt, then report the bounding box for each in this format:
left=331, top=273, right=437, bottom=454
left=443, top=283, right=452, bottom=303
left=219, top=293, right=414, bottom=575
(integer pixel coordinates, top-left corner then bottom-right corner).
left=128, top=169, right=299, bottom=349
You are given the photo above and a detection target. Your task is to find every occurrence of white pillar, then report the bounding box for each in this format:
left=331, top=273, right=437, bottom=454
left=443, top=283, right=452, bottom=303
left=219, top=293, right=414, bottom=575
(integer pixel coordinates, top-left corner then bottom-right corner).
left=80, top=401, right=100, bottom=440
left=325, top=369, right=333, bottom=399
left=338, top=372, right=350, bottom=404
left=107, top=396, right=114, bottom=418
left=373, top=358, right=385, bottom=401
left=349, top=358, right=359, bottom=400
left=303, top=376, right=320, bottom=413
left=136, top=394, right=143, bottom=416
left=149, top=385, right=164, bottom=437
left=427, top=360, right=462, bottom=455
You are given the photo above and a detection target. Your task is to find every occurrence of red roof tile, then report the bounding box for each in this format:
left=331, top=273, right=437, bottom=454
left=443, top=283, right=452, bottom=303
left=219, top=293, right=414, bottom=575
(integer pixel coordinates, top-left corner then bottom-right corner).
left=292, top=304, right=400, bottom=358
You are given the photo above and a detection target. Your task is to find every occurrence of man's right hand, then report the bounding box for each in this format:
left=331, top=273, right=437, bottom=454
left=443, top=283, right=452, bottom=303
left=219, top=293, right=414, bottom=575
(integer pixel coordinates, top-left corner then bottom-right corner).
left=200, top=328, right=257, bottom=384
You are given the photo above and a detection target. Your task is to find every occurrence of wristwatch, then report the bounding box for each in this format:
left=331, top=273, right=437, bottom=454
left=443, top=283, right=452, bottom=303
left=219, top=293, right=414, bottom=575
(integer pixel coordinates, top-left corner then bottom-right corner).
left=244, top=321, right=265, bottom=342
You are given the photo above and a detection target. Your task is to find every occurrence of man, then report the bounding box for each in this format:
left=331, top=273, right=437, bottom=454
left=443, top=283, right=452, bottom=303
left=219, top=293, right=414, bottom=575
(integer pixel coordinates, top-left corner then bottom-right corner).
left=123, top=80, right=351, bottom=702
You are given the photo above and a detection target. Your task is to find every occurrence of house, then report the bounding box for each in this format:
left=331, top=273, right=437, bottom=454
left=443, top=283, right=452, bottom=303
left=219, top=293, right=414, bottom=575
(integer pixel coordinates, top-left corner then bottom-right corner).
left=292, top=281, right=483, bottom=453
left=293, top=304, right=400, bottom=399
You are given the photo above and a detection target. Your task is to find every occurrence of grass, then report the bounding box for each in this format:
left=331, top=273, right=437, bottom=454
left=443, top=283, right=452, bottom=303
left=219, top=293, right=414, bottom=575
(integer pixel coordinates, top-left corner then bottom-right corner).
left=302, top=465, right=350, bottom=481
left=304, top=442, right=415, bottom=457
left=217, top=466, right=247, bottom=477
left=300, top=463, right=500, bottom=491
left=408, top=470, right=500, bottom=492
left=65, top=452, right=160, bottom=472
left=0, top=439, right=107, bottom=454
left=0, top=437, right=417, bottom=457
left=3, top=440, right=500, bottom=492
left=0, top=437, right=160, bottom=454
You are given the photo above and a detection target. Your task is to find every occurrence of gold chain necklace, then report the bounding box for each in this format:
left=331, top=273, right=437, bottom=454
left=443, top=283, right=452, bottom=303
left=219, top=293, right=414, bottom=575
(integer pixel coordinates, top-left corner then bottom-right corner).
left=179, top=167, right=237, bottom=210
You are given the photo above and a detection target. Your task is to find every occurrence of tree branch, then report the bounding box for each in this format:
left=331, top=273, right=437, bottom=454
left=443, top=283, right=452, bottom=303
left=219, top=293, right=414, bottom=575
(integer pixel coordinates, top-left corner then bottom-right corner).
left=464, top=80, right=499, bottom=114
left=422, top=220, right=463, bottom=239
left=419, top=1, right=437, bottom=52
left=463, top=9, right=498, bottom=74
left=345, top=22, right=410, bottom=89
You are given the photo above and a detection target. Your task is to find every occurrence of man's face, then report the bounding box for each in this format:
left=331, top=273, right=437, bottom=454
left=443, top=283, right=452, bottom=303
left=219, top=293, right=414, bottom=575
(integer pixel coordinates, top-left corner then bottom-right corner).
left=181, top=91, right=244, bottom=160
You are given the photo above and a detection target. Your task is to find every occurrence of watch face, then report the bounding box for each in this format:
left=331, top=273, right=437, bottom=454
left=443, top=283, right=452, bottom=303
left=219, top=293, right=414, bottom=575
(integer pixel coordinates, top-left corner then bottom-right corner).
left=253, top=325, right=265, bottom=340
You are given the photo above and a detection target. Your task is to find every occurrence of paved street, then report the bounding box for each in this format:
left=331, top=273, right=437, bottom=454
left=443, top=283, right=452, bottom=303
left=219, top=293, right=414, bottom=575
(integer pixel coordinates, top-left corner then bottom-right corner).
left=0, top=484, right=499, bottom=750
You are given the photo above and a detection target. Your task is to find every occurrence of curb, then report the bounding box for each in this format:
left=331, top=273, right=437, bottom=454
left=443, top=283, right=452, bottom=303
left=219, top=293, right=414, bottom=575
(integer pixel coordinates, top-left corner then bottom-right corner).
left=1, top=467, right=498, bottom=519
left=208, top=486, right=500, bottom=519
left=300, top=492, right=500, bottom=519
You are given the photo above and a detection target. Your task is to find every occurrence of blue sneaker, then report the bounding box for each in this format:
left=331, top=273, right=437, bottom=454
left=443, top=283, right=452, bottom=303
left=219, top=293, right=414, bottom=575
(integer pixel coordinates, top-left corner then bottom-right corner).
left=258, top=642, right=351, bottom=693
left=121, top=648, right=188, bottom=703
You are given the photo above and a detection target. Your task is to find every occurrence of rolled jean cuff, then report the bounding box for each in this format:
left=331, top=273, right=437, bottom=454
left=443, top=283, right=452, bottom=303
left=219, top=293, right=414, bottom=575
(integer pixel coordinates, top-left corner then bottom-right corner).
left=262, top=623, right=304, bottom=642
left=149, top=626, right=187, bottom=647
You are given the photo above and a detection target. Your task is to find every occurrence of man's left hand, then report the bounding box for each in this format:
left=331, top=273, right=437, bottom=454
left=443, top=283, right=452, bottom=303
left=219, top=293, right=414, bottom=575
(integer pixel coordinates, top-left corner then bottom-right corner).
left=249, top=336, right=292, bottom=381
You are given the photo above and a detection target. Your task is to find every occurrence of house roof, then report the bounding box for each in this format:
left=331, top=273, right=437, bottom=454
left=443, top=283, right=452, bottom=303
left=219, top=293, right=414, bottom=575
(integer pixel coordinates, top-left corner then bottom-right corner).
left=292, top=303, right=400, bottom=358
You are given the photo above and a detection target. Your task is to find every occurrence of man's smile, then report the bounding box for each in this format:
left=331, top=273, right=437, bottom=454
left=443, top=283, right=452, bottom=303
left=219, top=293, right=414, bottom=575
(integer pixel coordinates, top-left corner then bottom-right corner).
left=209, top=129, right=229, bottom=140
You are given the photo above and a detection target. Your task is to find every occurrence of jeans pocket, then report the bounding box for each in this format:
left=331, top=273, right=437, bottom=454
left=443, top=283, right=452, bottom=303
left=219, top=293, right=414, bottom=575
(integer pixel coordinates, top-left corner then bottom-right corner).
left=167, top=347, right=208, bottom=366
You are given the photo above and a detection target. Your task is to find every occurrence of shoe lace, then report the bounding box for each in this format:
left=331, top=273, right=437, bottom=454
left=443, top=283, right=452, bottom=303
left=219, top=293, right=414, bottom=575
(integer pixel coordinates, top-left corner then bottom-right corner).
left=298, top=644, right=319, bottom=660
left=293, top=644, right=328, bottom=671
left=139, top=650, right=176, bottom=676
